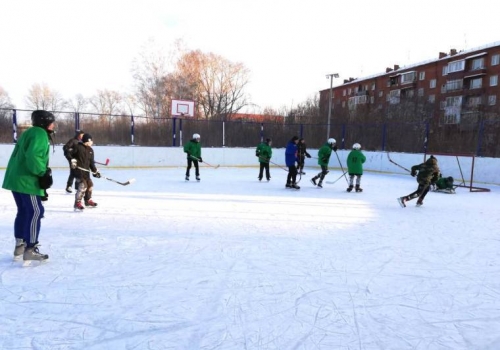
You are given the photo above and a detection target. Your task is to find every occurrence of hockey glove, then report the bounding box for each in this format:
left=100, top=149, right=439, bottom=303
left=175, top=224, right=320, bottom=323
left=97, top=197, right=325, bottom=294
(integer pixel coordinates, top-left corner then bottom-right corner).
left=332, top=145, right=338, bottom=152
left=411, top=170, right=417, bottom=177
left=321, top=158, right=328, bottom=163
left=198, top=157, right=203, bottom=163
left=306, top=153, right=311, bottom=158
left=41, top=190, right=48, bottom=201
left=38, top=168, right=53, bottom=189
left=93, top=171, right=101, bottom=178
left=256, top=151, right=260, bottom=157
left=70, top=159, right=77, bottom=169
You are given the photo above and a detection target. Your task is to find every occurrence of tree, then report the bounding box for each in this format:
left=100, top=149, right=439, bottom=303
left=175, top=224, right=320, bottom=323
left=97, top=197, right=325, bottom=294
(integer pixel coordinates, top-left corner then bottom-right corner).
left=67, top=94, right=89, bottom=113
left=25, top=83, right=66, bottom=111
left=89, top=89, right=124, bottom=116
left=175, top=50, right=250, bottom=119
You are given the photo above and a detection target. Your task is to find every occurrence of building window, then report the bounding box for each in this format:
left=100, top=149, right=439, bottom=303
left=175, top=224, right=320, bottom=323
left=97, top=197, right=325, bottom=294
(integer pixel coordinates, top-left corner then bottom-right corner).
left=446, top=79, right=463, bottom=91
left=342, top=101, right=346, bottom=108
left=448, top=60, right=465, bottom=73
left=491, top=54, right=500, bottom=66
left=400, top=71, right=416, bottom=84
left=343, top=89, right=346, bottom=96
left=418, top=88, right=424, bottom=97
left=441, top=84, right=447, bottom=93
left=471, top=57, right=485, bottom=70
left=440, top=101, right=446, bottom=110
left=430, top=79, right=436, bottom=88
left=379, top=91, right=384, bottom=97
left=419, top=72, right=425, bottom=80
left=371, top=83, right=375, bottom=91
left=348, top=88, right=352, bottom=95
left=428, top=94, right=435, bottom=103
left=489, top=95, right=497, bottom=105
left=470, top=78, right=482, bottom=89
left=442, top=66, right=449, bottom=76
left=467, top=96, right=482, bottom=106
left=490, top=75, right=498, bottom=87
left=389, top=89, right=400, bottom=104
left=370, top=96, right=375, bottom=104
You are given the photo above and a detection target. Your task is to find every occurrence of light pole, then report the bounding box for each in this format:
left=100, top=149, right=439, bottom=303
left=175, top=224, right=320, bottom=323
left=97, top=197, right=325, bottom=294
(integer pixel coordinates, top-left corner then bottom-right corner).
left=326, top=73, right=339, bottom=139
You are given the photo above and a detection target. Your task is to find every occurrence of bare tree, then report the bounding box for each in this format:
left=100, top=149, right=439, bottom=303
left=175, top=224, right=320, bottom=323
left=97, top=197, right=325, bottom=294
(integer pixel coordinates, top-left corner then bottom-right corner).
left=67, top=94, right=89, bottom=113
left=89, top=89, right=123, bottom=116
left=25, top=83, right=66, bottom=111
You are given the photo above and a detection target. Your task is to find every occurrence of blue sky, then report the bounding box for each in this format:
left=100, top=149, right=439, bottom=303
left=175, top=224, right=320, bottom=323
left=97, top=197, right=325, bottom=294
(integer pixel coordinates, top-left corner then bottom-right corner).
left=1, top=0, right=499, bottom=112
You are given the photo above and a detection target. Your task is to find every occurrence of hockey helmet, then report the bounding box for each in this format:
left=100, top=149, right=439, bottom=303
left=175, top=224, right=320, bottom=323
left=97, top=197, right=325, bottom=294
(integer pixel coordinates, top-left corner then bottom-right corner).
left=31, top=110, right=55, bottom=129
left=327, top=138, right=336, bottom=145
left=193, top=133, right=200, bottom=139
left=353, top=143, right=361, bottom=150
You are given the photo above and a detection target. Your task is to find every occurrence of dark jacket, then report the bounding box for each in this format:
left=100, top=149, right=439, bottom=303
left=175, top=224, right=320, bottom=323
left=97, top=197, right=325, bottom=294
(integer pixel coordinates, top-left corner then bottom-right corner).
left=70, top=142, right=97, bottom=178
left=297, top=141, right=311, bottom=160
left=411, top=157, right=440, bottom=185
left=285, top=140, right=298, bottom=167
left=63, top=136, right=81, bottom=161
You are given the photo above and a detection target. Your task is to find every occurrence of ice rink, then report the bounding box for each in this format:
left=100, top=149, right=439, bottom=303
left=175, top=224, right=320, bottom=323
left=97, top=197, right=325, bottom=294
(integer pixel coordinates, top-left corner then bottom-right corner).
left=1, top=166, right=499, bottom=350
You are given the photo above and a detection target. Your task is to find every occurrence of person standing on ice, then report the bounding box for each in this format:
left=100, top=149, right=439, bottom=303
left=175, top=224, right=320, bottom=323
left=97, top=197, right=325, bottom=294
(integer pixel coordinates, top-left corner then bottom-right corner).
left=256, top=138, right=272, bottom=181
left=285, top=136, right=300, bottom=189
left=63, top=129, right=84, bottom=193
left=346, top=143, right=366, bottom=192
left=184, top=133, right=202, bottom=181
left=2, top=110, right=55, bottom=263
left=70, top=133, right=101, bottom=210
left=398, top=155, right=440, bottom=208
left=310, top=138, right=337, bottom=188
left=297, top=138, right=311, bottom=175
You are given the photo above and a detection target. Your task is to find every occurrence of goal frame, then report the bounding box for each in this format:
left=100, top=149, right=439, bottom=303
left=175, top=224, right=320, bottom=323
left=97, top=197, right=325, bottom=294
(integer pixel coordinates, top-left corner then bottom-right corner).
left=424, top=152, right=490, bottom=192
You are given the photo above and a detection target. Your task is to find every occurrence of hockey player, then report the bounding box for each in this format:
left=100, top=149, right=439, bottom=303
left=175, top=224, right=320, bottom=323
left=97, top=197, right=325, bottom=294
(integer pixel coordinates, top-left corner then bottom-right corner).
left=285, top=136, right=300, bottom=189
left=256, top=138, right=272, bottom=181
left=297, top=138, right=311, bottom=175
left=310, top=138, right=337, bottom=188
left=2, top=110, right=55, bottom=263
left=398, top=155, right=440, bottom=207
left=183, top=133, right=202, bottom=181
left=432, top=175, right=455, bottom=193
left=346, top=143, right=366, bottom=192
left=63, top=129, right=84, bottom=193
left=70, top=133, right=101, bottom=210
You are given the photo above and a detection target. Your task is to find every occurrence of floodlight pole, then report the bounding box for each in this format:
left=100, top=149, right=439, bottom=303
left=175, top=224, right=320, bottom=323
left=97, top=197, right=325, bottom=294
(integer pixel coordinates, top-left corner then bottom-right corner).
left=326, top=73, right=339, bottom=139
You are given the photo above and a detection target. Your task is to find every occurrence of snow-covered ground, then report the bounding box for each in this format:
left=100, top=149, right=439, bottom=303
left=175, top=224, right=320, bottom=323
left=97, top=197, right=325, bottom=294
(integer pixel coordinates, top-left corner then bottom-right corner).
left=1, top=166, right=499, bottom=350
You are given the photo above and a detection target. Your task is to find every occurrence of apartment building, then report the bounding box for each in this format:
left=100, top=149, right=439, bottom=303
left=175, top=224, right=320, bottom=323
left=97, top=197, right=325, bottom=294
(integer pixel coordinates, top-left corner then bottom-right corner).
left=320, top=41, right=500, bottom=125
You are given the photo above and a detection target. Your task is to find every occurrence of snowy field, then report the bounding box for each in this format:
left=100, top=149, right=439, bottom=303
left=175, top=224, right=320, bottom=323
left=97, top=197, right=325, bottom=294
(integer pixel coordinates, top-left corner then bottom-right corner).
left=1, top=166, right=499, bottom=350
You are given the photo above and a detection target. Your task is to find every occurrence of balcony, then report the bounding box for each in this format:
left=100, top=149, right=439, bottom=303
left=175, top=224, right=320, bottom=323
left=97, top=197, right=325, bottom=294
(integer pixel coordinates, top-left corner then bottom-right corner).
left=464, top=68, right=487, bottom=79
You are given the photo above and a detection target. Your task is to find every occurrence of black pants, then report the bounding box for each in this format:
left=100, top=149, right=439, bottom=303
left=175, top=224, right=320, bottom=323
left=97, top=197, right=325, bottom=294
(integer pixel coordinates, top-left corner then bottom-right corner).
left=258, top=163, right=270, bottom=180
left=75, top=176, right=94, bottom=202
left=312, top=165, right=329, bottom=183
left=186, top=159, right=199, bottom=177
left=286, top=165, right=298, bottom=184
left=404, top=183, right=431, bottom=202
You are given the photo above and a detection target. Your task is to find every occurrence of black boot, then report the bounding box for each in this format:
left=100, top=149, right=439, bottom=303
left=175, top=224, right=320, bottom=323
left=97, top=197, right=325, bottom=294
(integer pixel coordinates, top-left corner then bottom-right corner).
left=347, top=185, right=353, bottom=192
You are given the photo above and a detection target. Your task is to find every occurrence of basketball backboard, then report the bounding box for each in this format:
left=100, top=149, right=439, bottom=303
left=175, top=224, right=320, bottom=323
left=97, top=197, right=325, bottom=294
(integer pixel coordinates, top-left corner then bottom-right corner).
left=171, top=100, right=195, bottom=117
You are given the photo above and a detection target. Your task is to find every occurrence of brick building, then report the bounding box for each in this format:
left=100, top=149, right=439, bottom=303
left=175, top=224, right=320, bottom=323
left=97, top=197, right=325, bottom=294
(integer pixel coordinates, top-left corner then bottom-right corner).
left=320, top=41, right=500, bottom=126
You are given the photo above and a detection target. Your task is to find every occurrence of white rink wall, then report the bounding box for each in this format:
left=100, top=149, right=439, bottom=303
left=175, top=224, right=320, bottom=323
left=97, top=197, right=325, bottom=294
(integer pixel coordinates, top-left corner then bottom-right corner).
left=0, top=144, right=498, bottom=185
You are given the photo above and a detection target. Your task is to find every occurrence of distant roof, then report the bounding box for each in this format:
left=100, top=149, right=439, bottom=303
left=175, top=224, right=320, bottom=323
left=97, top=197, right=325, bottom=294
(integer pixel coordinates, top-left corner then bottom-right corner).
left=323, top=41, right=500, bottom=90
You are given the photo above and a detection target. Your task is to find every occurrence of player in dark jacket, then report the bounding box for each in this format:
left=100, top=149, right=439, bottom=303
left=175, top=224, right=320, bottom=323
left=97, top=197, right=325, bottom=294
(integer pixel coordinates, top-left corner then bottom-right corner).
left=285, top=136, right=300, bottom=189
left=398, top=155, right=440, bottom=207
left=63, top=130, right=84, bottom=193
left=297, top=138, right=311, bottom=175
left=69, top=133, right=100, bottom=210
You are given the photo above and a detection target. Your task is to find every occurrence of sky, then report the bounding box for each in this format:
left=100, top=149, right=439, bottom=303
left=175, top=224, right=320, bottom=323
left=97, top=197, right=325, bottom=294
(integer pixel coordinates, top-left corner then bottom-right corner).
left=1, top=165, right=499, bottom=349
left=1, top=0, right=500, bottom=113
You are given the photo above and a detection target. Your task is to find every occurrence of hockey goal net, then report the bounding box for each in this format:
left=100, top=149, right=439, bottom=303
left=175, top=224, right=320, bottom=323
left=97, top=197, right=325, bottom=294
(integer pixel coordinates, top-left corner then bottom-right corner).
left=424, top=152, right=490, bottom=192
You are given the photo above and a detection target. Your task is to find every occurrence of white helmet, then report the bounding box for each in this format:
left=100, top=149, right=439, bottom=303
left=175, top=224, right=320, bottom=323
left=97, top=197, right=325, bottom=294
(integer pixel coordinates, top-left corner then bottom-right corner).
left=327, top=138, right=336, bottom=145
left=193, top=133, right=200, bottom=139
left=353, top=143, right=361, bottom=150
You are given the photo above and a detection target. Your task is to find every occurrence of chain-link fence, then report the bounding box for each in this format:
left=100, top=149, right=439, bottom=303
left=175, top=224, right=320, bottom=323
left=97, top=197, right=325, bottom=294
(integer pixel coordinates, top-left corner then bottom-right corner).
left=1, top=109, right=499, bottom=156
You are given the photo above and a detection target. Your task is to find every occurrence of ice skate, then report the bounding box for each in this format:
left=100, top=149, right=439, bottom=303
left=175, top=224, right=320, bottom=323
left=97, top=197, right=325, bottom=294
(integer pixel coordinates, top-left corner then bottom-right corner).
left=291, top=183, right=300, bottom=190
left=347, top=185, right=353, bottom=192
left=266, top=176, right=271, bottom=182
left=258, top=177, right=262, bottom=181
left=355, top=185, right=363, bottom=192
left=185, top=176, right=189, bottom=181
left=317, top=181, right=323, bottom=189
left=85, top=199, right=98, bottom=207
left=13, top=238, right=25, bottom=260
left=66, top=186, right=73, bottom=193
left=286, top=182, right=292, bottom=188
left=310, top=178, right=317, bottom=186
left=74, top=200, right=85, bottom=211
left=23, top=245, right=49, bottom=266
left=196, top=176, right=200, bottom=181
left=416, top=200, right=423, bottom=207
left=397, top=197, right=407, bottom=208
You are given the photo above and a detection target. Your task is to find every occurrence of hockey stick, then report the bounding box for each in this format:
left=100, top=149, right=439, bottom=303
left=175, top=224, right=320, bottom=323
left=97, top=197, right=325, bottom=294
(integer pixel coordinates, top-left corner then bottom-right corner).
left=326, top=171, right=348, bottom=185
left=334, top=151, right=349, bottom=185
left=386, top=152, right=411, bottom=173
left=191, top=156, right=220, bottom=169
left=258, top=156, right=288, bottom=172
left=95, top=158, right=110, bottom=166
left=77, top=167, right=136, bottom=186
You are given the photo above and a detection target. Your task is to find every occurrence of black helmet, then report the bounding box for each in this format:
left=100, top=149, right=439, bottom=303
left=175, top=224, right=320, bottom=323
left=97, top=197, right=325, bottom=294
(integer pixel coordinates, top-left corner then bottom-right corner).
left=31, top=110, right=55, bottom=129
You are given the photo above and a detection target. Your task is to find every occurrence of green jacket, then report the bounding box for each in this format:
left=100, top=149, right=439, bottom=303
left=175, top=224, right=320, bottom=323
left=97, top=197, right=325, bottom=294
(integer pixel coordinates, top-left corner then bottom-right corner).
left=317, top=143, right=333, bottom=167
left=2, top=126, right=50, bottom=196
left=183, top=139, right=201, bottom=159
left=256, top=142, right=272, bottom=163
left=347, top=149, right=366, bottom=175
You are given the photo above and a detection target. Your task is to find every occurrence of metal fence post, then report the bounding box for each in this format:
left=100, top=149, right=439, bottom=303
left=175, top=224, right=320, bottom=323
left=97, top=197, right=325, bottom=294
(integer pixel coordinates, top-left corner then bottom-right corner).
left=131, top=114, right=135, bottom=145
left=172, top=117, right=177, bottom=147
left=381, top=123, right=387, bottom=151
left=12, top=109, right=17, bottom=143
left=477, top=120, right=485, bottom=157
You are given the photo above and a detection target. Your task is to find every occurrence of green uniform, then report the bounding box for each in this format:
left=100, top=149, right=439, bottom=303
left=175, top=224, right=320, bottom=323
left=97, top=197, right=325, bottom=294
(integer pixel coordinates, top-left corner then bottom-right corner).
left=317, top=143, right=333, bottom=167
left=2, top=126, right=50, bottom=196
left=256, top=142, right=272, bottom=163
left=183, top=139, right=201, bottom=159
left=347, top=149, right=366, bottom=175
